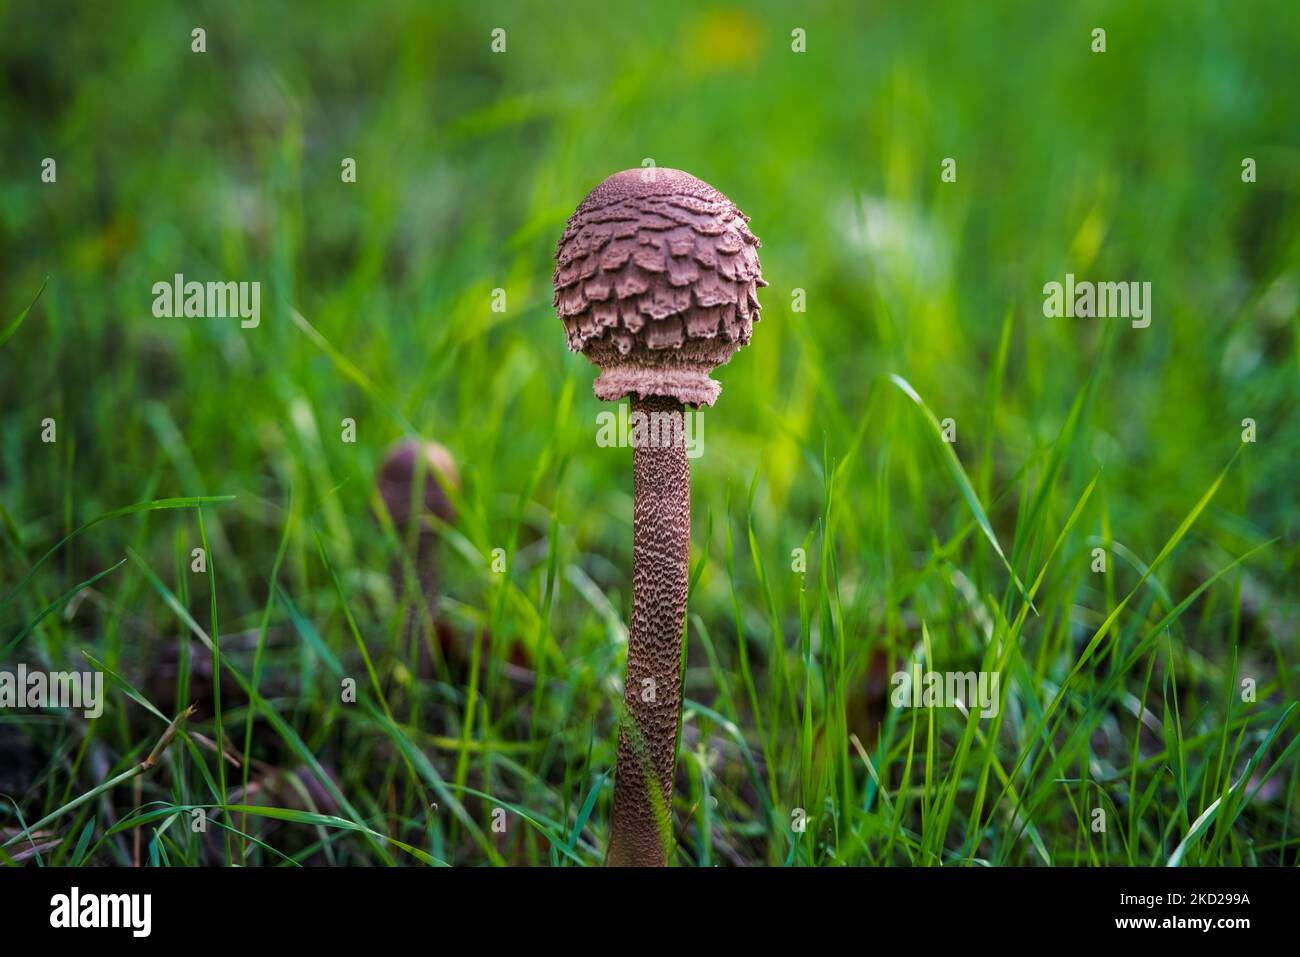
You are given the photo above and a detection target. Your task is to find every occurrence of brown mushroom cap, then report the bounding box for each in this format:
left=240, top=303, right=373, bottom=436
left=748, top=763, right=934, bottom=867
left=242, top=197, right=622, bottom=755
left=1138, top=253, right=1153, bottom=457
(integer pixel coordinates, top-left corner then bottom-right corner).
left=553, top=168, right=765, bottom=407
left=377, top=438, right=460, bottom=531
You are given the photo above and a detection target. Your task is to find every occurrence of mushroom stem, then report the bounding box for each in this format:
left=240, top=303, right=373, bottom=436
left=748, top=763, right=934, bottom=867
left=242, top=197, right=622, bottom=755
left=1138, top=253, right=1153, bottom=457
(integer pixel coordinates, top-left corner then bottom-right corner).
left=391, top=530, right=440, bottom=647
left=608, top=394, right=690, bottom=867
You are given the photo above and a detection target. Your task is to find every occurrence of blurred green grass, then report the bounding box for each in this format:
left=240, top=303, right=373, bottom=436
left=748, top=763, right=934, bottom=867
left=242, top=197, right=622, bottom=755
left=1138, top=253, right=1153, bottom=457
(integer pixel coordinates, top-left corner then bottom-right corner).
left=1, top=0, right=1298, bottom=865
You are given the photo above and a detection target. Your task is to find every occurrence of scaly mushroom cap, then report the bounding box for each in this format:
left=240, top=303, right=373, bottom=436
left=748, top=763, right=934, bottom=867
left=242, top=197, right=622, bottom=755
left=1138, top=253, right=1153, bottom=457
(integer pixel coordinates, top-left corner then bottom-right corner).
left=554, top=168, right=765, bottom=407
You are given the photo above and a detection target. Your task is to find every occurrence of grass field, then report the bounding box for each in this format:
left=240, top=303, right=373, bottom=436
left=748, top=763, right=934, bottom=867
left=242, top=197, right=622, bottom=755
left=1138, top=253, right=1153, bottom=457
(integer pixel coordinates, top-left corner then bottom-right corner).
left=2, top=1, right=1298, bottom=866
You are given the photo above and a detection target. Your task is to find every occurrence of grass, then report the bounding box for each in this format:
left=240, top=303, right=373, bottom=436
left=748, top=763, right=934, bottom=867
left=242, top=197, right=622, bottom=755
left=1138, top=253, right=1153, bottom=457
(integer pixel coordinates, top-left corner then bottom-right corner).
left=1, top=0, right=1298, bottom=867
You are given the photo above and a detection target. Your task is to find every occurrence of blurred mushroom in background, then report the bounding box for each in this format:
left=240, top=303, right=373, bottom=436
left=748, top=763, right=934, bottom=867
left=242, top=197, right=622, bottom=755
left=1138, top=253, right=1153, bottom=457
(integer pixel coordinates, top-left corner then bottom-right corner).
left=377, top=437, right=460, bottom=669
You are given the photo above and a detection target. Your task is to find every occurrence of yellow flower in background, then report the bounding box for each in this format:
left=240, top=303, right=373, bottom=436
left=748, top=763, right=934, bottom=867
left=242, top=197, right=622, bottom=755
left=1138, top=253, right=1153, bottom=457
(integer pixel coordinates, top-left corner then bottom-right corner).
left=684, top=8, right=764, bottom=72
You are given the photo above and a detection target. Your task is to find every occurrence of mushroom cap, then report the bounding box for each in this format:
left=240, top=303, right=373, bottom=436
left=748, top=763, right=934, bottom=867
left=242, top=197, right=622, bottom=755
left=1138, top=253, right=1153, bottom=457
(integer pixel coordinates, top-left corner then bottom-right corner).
left=377, top=438, right=460, bottom=530
left=553, top=168, right=765, bottom=407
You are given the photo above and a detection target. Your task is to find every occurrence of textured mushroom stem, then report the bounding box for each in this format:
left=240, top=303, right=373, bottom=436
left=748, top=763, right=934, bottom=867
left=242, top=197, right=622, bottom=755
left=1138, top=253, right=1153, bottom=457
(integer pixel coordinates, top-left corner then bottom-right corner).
left=607, top=395, right=690, bottom=867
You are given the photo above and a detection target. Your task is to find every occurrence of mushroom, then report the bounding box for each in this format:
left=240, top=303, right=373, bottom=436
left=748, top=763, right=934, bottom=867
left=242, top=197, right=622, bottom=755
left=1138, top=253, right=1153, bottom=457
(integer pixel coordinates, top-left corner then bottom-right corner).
left=553, top=168, right=764, bottom=865
left=377, top=438, right=460, bottom=656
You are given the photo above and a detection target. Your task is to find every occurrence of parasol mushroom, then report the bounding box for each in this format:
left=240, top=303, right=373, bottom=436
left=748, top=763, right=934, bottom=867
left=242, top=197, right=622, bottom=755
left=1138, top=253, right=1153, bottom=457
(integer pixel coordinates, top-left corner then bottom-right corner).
left=377, top=438, right=459, bottom=654
left=553, top=168, right=764, bottom=865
